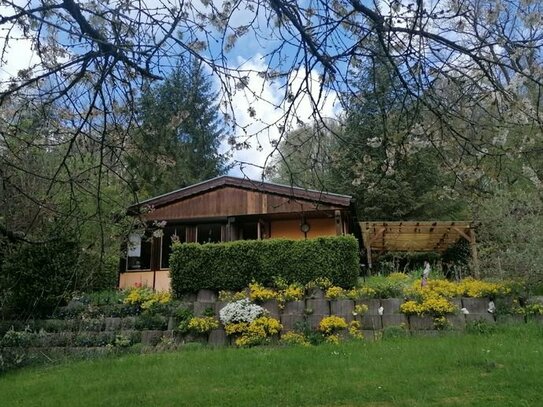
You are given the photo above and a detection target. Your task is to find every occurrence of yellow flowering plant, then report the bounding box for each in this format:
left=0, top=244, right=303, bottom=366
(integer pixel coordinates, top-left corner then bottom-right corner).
left=123, top=287, right=171, bottom=310
left=353, top=304, right=369, bottom=316
left=318, top=316, right=348, bottom=335
left=224, top=322, right=249, bottom=336
left=405, top=278, right=511, bottom=299
left=279, top=284, right=305, bottom=302
left=280, top=331, right=310, bottom=346
left=400, top=293, right=456, bottom=316
left=187, top=316, right=219, bottom=334
left=521, top=303, right=543, bottom=316
left=348, top=320, right=365, bottom=340
left=218, top=290, right=247, bottom=302
left=325, top=286, right=346, bottom=299
left=346, top=286, right=377, bottom=300
left=457, top=278, right=511, bottom=298
left=387, top=272, right=410, bottom=282
left=433, top=316, right=450, bottom=330
left=306, top=277, right=333, bottom=290
left=249, top=282, right=278, bottom=302
left=232, top=316, right=282, bottom=347
left=325, top=334, right=341, bottom=345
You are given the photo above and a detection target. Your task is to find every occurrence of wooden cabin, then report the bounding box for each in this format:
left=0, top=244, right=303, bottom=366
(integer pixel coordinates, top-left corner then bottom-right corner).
left=119, top=176, right=355, bottom=290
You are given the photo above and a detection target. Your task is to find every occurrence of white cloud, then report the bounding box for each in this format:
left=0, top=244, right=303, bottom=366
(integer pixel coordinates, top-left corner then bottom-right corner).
left=221, top=55, right=341, bottom=180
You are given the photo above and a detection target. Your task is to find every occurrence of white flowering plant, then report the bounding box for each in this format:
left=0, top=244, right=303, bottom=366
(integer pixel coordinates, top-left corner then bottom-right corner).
left=219, top=299, right=265, bottom=324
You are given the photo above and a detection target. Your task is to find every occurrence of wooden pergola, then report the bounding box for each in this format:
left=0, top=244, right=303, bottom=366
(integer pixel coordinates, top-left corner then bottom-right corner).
left=360, top=221, right=479, bottom=276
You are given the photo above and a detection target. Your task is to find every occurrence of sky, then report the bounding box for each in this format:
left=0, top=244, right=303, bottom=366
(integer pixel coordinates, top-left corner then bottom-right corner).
left=197, top=1, right=342, bottom=180
left=0, top=1, right=342, bottom=181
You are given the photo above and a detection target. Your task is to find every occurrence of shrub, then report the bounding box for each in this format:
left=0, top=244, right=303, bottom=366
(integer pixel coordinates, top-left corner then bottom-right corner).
left=0, top=236, right=80, bottom=318
left=348, top=321, right=365, bottom=340
left=248, top=282, right=277, bottom=302
left=400, top=294, right=457, bottom=316
left=78, top=290, right=124, bottom=306
left=169, top=236, right=359, bottom=295
left=364, top=276, right=407, bottom=298
left=280, top=331, right=310, bottom=346
left=218, top=290, right=247, bottom=302
left=134, top=313, right=168, bottom=330
left=75, top=251, right=119, bottom=292
left=1, top=328, right=33, bottom=347
left=325, top=286, right=346, bottom=299
left=232, top=316, right=282, bottom=347
left=278, top=283, right=305, bottom=302
left=123, top=287, right=171, bottom=310
left=458, top=278, right=511, bottom=298
left=114, top=334, right=132, bottom=348
left=175, top=308, right=194, bottom=334
left=187, top=317, right=219, bottom=334
left=521, top=303, right=543, bottom=316
left=318, top=316, right=348, bottom=335
left=346, top=286, right=376, bottom=300
left=403, top=278, right=511, bottom=300
left=219, top=299, right=264, bottom=324
left=353, top=304, right=368, bottom=316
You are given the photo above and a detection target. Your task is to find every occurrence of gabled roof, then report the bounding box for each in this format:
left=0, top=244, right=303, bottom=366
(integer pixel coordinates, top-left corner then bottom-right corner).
left=130, top=176, right=353, bottom=211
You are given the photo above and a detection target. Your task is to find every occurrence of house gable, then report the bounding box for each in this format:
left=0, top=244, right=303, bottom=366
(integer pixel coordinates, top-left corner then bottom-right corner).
left=131, top=176, right=353, bottom=221
left=142, top=186, right=348, bottom=221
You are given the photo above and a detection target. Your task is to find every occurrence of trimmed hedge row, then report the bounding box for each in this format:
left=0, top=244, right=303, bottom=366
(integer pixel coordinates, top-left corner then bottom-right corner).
left=169, top=236, right=360, bottom=296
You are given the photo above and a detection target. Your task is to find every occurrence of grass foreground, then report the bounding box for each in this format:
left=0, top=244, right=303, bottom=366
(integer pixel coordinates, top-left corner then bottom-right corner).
left=2, top=324, right=542, bottom=407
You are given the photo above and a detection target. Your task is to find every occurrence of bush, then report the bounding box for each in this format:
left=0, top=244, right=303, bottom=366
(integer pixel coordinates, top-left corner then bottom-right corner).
left=170, top=236, right=359, bottom=295
left=0, top=236, right=80, bottom=318
left=364, top=276, right=406, bottom=298
left=77, top=252, right=119, bottom=292
left=134, top=313, right=168, bottom=330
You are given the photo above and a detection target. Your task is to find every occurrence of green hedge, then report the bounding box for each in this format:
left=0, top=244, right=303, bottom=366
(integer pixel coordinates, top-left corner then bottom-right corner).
left=169, top=236, right=360, bottom=295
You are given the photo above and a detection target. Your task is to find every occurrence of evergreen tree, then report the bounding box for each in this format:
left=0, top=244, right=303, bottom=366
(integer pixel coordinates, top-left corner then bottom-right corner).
left=271, top=119, right=338, bottom=189
left=330, top=50, right=467, bottom=220
left=130, top=61, right=229, bottom=197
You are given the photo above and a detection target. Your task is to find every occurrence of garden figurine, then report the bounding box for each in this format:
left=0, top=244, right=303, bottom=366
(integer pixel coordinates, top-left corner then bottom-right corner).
left=421, top=261, right=431, bottom=287
left=487, top=300, right=496, bottom=314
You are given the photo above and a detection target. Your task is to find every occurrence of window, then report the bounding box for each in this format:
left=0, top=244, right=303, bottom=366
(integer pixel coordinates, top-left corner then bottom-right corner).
left=161, top=225, right=186, bottom=269
left=240, top=222, right=258, bottom=240
left=126, top=231, right=152, bottom=270
left=197, top=223, right=222, bottom=244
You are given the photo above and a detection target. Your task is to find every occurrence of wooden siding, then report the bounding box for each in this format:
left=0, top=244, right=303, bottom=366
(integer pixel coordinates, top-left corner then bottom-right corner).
left=119, top=271, right=154, bottom=289
left=270, top=218, right=337, bottom=240
left=119, top=270, right=170, bottom=291
left=143, top=187, right=345, bottom=221
left=132, top=175, right=353, bottom=210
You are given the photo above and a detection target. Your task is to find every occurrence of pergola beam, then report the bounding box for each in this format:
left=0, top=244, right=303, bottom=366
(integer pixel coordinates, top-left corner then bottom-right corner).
left=361, top=221, right=477, bottom=273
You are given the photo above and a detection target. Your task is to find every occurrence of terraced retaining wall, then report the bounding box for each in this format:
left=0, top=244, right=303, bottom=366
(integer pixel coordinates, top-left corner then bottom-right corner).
left=1, top=291, right=540, bottom=360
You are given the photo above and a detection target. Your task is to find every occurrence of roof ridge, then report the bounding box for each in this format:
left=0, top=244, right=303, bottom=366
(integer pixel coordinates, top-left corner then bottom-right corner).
left=131, top=175, right=352, bottom=209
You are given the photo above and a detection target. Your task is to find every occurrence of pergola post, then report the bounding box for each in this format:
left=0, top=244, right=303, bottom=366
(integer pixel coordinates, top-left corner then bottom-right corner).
left=469, top=228, right=480, bottom=279
left=366, top=245, right=372, bottom=275
left=334, top=210, right=343, bottom=235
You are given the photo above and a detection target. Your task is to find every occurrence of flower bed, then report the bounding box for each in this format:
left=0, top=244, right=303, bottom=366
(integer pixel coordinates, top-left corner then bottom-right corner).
left=1, top=275, right=534, bottom=373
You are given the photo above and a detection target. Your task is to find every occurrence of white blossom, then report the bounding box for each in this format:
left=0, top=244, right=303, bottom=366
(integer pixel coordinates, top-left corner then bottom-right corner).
left=219, top=299, right=265, bottom=324
left=366, top=137, right=382, bottom=148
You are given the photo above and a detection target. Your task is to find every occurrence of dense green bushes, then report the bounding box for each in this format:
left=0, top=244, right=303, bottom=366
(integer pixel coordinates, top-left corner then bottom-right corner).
left=0, top=230, right=119, bottom=319
left=169, top=236, right=360, bottom=296
left=0, top=237, right=80, bottom=318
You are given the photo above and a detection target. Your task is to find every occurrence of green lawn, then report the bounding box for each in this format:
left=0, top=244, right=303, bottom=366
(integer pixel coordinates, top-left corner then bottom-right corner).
left=2, top=324, right=542, bottom=407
